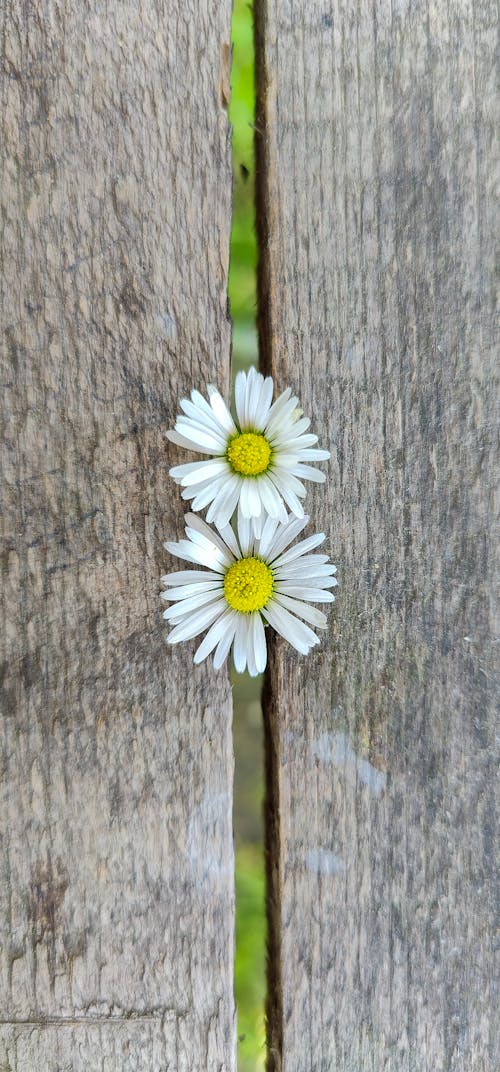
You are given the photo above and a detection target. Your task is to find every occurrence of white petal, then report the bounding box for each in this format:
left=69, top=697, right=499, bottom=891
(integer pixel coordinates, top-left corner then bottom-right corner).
left=188, top=389, right=230, bottom=438
left=165, top=539, right=227, bottom=571
left=263, top=386, right=293, bottom=429
left=247, top=480, right=263, bottom=517
left=250, top=512, right=263, bottom=539
left=261, top=601, right=319, bottom=654
left=295, top=448, right=330, bottom=462
left=190, top=388, right=223, bottom=418
left=161, top=569, right=220, bottom=586
left=193, top=609, right=238, bottom=665
left=275, top=585, right=335, bottom=602
left=237, top=507, right=253, bottom=555
left=267, top=472, right=305, bottom=518
left=209, top=389, right=237, bottom=434
left=274, top=593, right=327, bottom=629
left=289, top=463, right=327, bottom=483
left=238, top=480, right=251, bottom=519
left=239, top=478, right=262, bottom=519
left=246, top=369, right=266, bottom=428
left=275, top=433, right=319, bottom=450
left=161, top=580, right=223, bottom=601
left=242, top=367, right=256, bottom=427
left=180, top=481, right=207, bottom=501
left=234, top=370, right=248, bottom=428
left=179, top=397, right=225, bottom=433
left=272, top=532, right=326, bottom=567
left=166, top=429, right=217, bottom=455
left=189, top=476, right=227, bottom=511
left=265, top=395, right=301, bottom=438
left=215, top=521, right=242, bottom=560
left=257, top=475, right=283, bottom=519
left=170, top=460, right=215, bottom=481
left=170, top=459, right=224, bottom=482
left=213, top=616, right=238, bottom=669
left=265, top=515, right=309, bottom=562
left=272, top=414, right=311, bottom=441
left=274, top=573, right=337, bottom=589
left=174, top=412, right=224, bottom=436
left=272, top=494, right=305, bottom=528
left=273, top=557, right=332, bottom=574
left=183, top=526, right=229, bottom=558
left=166, top=600, right=226, bottom=643
left=256, top=514, right=280, bottom=559
left=271, top=468, right=307, bottom=496
left=233, top=615, right=249, bottom=673
left=274, top=560, right=336, bottom=580
left=185, top=513, right=236, bottom=560
left=246, top=633, right=258, bottom=677
left=254, top=376, right=274, bottom=430
left=206, top=474, right=241, bottom=527
left=251, top=612, right=268, bottom=673
left=286, top=575, right=338, bottom=588
left=163, top=588, right=224, bottom=621
left=173, top=421, right=227, bottom=452
left=175, top=459, right=230, bottom=487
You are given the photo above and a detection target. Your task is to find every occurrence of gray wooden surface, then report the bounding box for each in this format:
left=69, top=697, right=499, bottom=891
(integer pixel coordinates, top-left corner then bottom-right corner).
left=256, top=1, right=498, bottom=1069
left=0, top=2, right=235, bottom=1069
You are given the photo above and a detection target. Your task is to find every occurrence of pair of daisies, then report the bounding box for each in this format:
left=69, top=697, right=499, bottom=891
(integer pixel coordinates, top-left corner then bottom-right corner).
left=162, top=367, right=337, bottom=675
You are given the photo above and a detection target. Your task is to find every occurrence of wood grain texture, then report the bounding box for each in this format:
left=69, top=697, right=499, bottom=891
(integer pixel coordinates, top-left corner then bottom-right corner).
left=255, top=1, right=498, bottom=1069
left=0, top=2, right=235, bottom=1069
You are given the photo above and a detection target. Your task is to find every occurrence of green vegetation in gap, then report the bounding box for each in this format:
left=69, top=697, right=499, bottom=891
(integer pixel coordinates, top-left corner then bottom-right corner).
left=230, top=0, right=257, bottom=359
left=231, top=668, right=266, bottom=1071
left=235, top=846, right=266, bottom=1071
left=230, top=4, right=266, bottom=1070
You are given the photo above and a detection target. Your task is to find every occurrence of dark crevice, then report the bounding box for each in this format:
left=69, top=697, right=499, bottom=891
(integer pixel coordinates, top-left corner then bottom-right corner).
left=253, top=3, right=283, bottom=1068
left=261, top=655, right=283, bottom=1072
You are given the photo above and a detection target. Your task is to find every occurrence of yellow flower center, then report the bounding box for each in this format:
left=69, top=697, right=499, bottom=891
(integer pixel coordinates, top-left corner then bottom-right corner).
left=224, top=557, right=274, bottom=613
left=226, top=432, right=272, bottom=476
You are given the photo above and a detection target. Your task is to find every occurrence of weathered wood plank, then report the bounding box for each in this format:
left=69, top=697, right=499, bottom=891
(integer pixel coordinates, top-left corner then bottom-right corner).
left=0, top=2, right=235, bottom=1069
left=256, top=1, right=498, bottom=1069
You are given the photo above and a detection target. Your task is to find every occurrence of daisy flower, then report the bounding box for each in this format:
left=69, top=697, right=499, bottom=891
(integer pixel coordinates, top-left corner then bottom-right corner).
left=166, top=366, right=330, bottom=529
left=161, top=512, right=337, bottom=676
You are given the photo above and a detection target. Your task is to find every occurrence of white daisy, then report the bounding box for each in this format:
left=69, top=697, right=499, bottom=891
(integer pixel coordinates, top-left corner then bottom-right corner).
left=161, top=512, right=337, bottom=676
left=166, top=366, right=330, bottom=528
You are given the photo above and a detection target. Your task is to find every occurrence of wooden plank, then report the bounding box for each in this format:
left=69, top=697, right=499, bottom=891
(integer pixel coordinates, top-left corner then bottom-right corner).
left=256, top=1, right=498, bottom=1069
left=0, top=2, right=235, bottom=1069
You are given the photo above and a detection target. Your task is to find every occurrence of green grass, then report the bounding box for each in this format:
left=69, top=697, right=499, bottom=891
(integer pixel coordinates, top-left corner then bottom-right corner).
left=235, top=846, right=267, bottom=1071
left=230, top=0, right=257, bottom=329
left=230, top=5, right=267, bottom=1070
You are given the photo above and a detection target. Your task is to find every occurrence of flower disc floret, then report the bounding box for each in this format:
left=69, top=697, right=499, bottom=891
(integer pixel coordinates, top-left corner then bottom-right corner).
left=224, top=557, right=273, bottom=613
left=227, top=432, right=272, bottom=477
